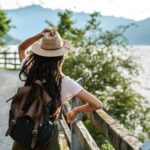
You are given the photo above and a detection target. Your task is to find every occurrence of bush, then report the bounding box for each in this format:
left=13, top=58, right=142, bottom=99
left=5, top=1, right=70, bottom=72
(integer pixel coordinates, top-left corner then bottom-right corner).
left=46, top=10, right=150, bottom=148
left=0, top=9, right=11, bottom=45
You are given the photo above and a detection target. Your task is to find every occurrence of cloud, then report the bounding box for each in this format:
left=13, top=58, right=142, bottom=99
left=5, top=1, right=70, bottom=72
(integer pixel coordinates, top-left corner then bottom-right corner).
left=0, top=0, right=150, bottom=20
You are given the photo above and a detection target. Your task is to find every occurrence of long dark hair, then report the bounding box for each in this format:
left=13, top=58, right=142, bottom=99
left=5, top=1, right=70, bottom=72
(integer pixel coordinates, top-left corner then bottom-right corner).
left=19, top=53, right=64, bottom=116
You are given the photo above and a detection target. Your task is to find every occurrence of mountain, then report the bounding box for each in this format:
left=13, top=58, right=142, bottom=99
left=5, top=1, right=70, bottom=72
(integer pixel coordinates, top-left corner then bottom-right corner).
left=6, top=5, right=59, bottom=41
left=125, top=18, right=150, bottom=44
left=4, top=34, right=20, bottom=44
left=5, top=5, right=150, bottom=45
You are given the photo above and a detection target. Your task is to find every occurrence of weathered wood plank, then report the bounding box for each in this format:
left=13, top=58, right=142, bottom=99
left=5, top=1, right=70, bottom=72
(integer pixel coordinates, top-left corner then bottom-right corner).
left=58, top=130, right=70, bottom=150
left=74, top=120, right=100, bottom=150
left=63, top=101, right=100, bottom=150
left=58, top=115, right=71, bottom=145
left=86, top=109, right=142, bottom=150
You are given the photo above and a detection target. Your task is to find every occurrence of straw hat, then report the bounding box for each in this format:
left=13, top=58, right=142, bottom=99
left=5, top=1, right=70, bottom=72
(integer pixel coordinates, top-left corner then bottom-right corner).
left=31, top=31, right=71, bottom=57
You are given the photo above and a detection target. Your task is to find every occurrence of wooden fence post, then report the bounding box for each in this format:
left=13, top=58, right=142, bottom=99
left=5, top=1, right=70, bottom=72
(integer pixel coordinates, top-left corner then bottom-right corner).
left=0, top=51, right=20, bottom=69
left=14, top=51, right=17, bottom=70
left=4, top=51, right=7, bottom=68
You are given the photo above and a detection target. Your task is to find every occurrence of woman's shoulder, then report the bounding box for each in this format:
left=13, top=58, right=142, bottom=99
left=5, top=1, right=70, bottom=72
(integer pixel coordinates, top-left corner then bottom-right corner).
left=62, top=75, right=72, bottom=82
left=61, top=76, right=83, bottom=102
left=62, top=76, right=77, bottom=84
left=61, top=76, right=83, bottom=90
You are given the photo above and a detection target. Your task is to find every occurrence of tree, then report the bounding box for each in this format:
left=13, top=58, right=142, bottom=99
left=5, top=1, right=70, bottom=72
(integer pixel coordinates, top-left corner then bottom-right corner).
left=46, top=10, right=85, bottom=47
left=0, top=9, right=11, bottom=45
left=46, top=10, right=150, bottom=148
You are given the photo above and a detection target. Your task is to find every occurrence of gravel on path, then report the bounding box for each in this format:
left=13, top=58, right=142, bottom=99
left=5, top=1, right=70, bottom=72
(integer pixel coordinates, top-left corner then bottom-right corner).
left=0, top=70, right=19, bottom=150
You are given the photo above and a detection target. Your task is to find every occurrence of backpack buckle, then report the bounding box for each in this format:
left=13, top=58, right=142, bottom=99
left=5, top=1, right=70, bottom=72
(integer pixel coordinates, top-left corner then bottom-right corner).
left=10, top=119, right=16, bottom=125
left=31, top=130, right=38, bottom=148
left=32, top=129, right=38, bottom=136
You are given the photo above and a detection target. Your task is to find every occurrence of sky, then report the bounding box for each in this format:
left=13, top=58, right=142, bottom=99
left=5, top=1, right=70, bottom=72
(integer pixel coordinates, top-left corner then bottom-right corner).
left=0, top=0, right=150, bottom=21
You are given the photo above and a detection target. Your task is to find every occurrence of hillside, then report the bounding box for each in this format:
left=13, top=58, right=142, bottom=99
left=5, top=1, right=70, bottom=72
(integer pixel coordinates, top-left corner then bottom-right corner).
left=5, top=5, right=150, bottom=45
left=4, top=34, right=20, bottom=44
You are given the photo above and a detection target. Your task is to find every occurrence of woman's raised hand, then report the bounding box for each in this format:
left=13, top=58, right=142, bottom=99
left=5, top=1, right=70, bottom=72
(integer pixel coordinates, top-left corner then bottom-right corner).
left=40, top=28, right=51, bottom=35
left=40, top=28, right=57, bottom=36
left=49, top=28, right=57, bottom=36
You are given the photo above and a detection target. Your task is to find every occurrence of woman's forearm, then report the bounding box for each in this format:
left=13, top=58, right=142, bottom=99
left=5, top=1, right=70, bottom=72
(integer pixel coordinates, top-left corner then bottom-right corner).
left=18, top=28, right=54, bottom=62
left=73, top=103, right=102, bottom=114
left=67, top=102, right=102, bottom=123
left=18, top=28, right=54, bottom=51
left=18, top=33, right=43, bottom=51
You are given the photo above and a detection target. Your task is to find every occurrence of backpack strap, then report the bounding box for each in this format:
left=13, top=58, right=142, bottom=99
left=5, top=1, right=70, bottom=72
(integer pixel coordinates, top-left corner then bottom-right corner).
left=6, top=95, right=16, bottom=103
left=5, top=110, right=24, bottom=136
left=31, top=92, right=44, bottom=149
left=31, top=118, right=40, bottom=149
left=5, top=89, right=28, bottom=136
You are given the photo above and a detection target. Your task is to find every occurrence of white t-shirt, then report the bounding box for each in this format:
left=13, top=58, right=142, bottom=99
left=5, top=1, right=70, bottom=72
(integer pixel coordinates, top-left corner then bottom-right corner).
left=20, top=58, right=83, bottom=103
left=60, top=76, right=83, bottom=102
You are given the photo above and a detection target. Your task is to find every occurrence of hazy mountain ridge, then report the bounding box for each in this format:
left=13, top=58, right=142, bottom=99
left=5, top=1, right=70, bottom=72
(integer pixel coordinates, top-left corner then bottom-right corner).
left=5, top=5, right=150, bottom=45
left=4, top=35, right=20, bottom=45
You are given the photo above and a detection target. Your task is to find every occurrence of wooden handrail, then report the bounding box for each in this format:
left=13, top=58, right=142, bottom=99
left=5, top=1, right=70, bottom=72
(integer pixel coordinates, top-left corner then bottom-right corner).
left=60, top=101, right=100, bottom=150
left=58, top=77, right=144, bottom=150
left=86, top=110, right=142, bottom=150
left=60, top=100, right=143, bottom=150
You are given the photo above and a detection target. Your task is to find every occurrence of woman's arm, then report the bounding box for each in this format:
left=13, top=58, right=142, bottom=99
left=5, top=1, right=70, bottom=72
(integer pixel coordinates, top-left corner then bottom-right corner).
left=67, top=89, right=103, bottom=123
left=18, top=33, right=42, bottom=62
left=18, top=28, right=56, bottom=62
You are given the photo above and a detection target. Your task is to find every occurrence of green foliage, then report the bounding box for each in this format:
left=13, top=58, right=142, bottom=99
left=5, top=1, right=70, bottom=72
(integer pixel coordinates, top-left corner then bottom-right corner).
left=84, top=117, right=115, bottom=150
left=46, top=10, right=150, bottom=146
left=63, top=45, right=150, bottom=139
left=46, top=10, right=85, bottom=47
left=0, top=9, right=11, bottom=45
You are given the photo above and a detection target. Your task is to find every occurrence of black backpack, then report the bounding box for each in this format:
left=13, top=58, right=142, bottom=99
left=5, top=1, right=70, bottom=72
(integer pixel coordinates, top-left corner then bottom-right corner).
left=5, top=80, right=62, bottom=149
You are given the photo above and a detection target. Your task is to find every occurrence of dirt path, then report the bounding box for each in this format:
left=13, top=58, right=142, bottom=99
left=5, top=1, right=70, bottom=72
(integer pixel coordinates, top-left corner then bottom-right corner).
left=0, top=70, right=19, bottom=150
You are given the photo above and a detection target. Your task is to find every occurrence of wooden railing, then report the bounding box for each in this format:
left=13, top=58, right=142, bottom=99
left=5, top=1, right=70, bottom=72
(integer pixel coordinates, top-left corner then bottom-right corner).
left=59, top=79, right=149, bottom=150
left=0, top=52, right=20, bottom=69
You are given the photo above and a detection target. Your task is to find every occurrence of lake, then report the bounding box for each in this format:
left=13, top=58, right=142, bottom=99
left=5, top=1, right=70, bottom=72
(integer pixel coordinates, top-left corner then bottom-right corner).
left=1, top=45, right=150, bottom=102
left=131, top=46, right=150, bottom=102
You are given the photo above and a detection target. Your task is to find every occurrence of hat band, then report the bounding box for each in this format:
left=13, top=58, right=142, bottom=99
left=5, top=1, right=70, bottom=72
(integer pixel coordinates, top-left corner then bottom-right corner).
left=41, top=45, right=63, bottom=51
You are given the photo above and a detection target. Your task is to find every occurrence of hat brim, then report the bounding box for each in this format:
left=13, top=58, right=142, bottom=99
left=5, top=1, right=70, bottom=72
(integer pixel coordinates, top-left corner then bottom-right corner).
left=31, top=41, right=70, bottom=57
